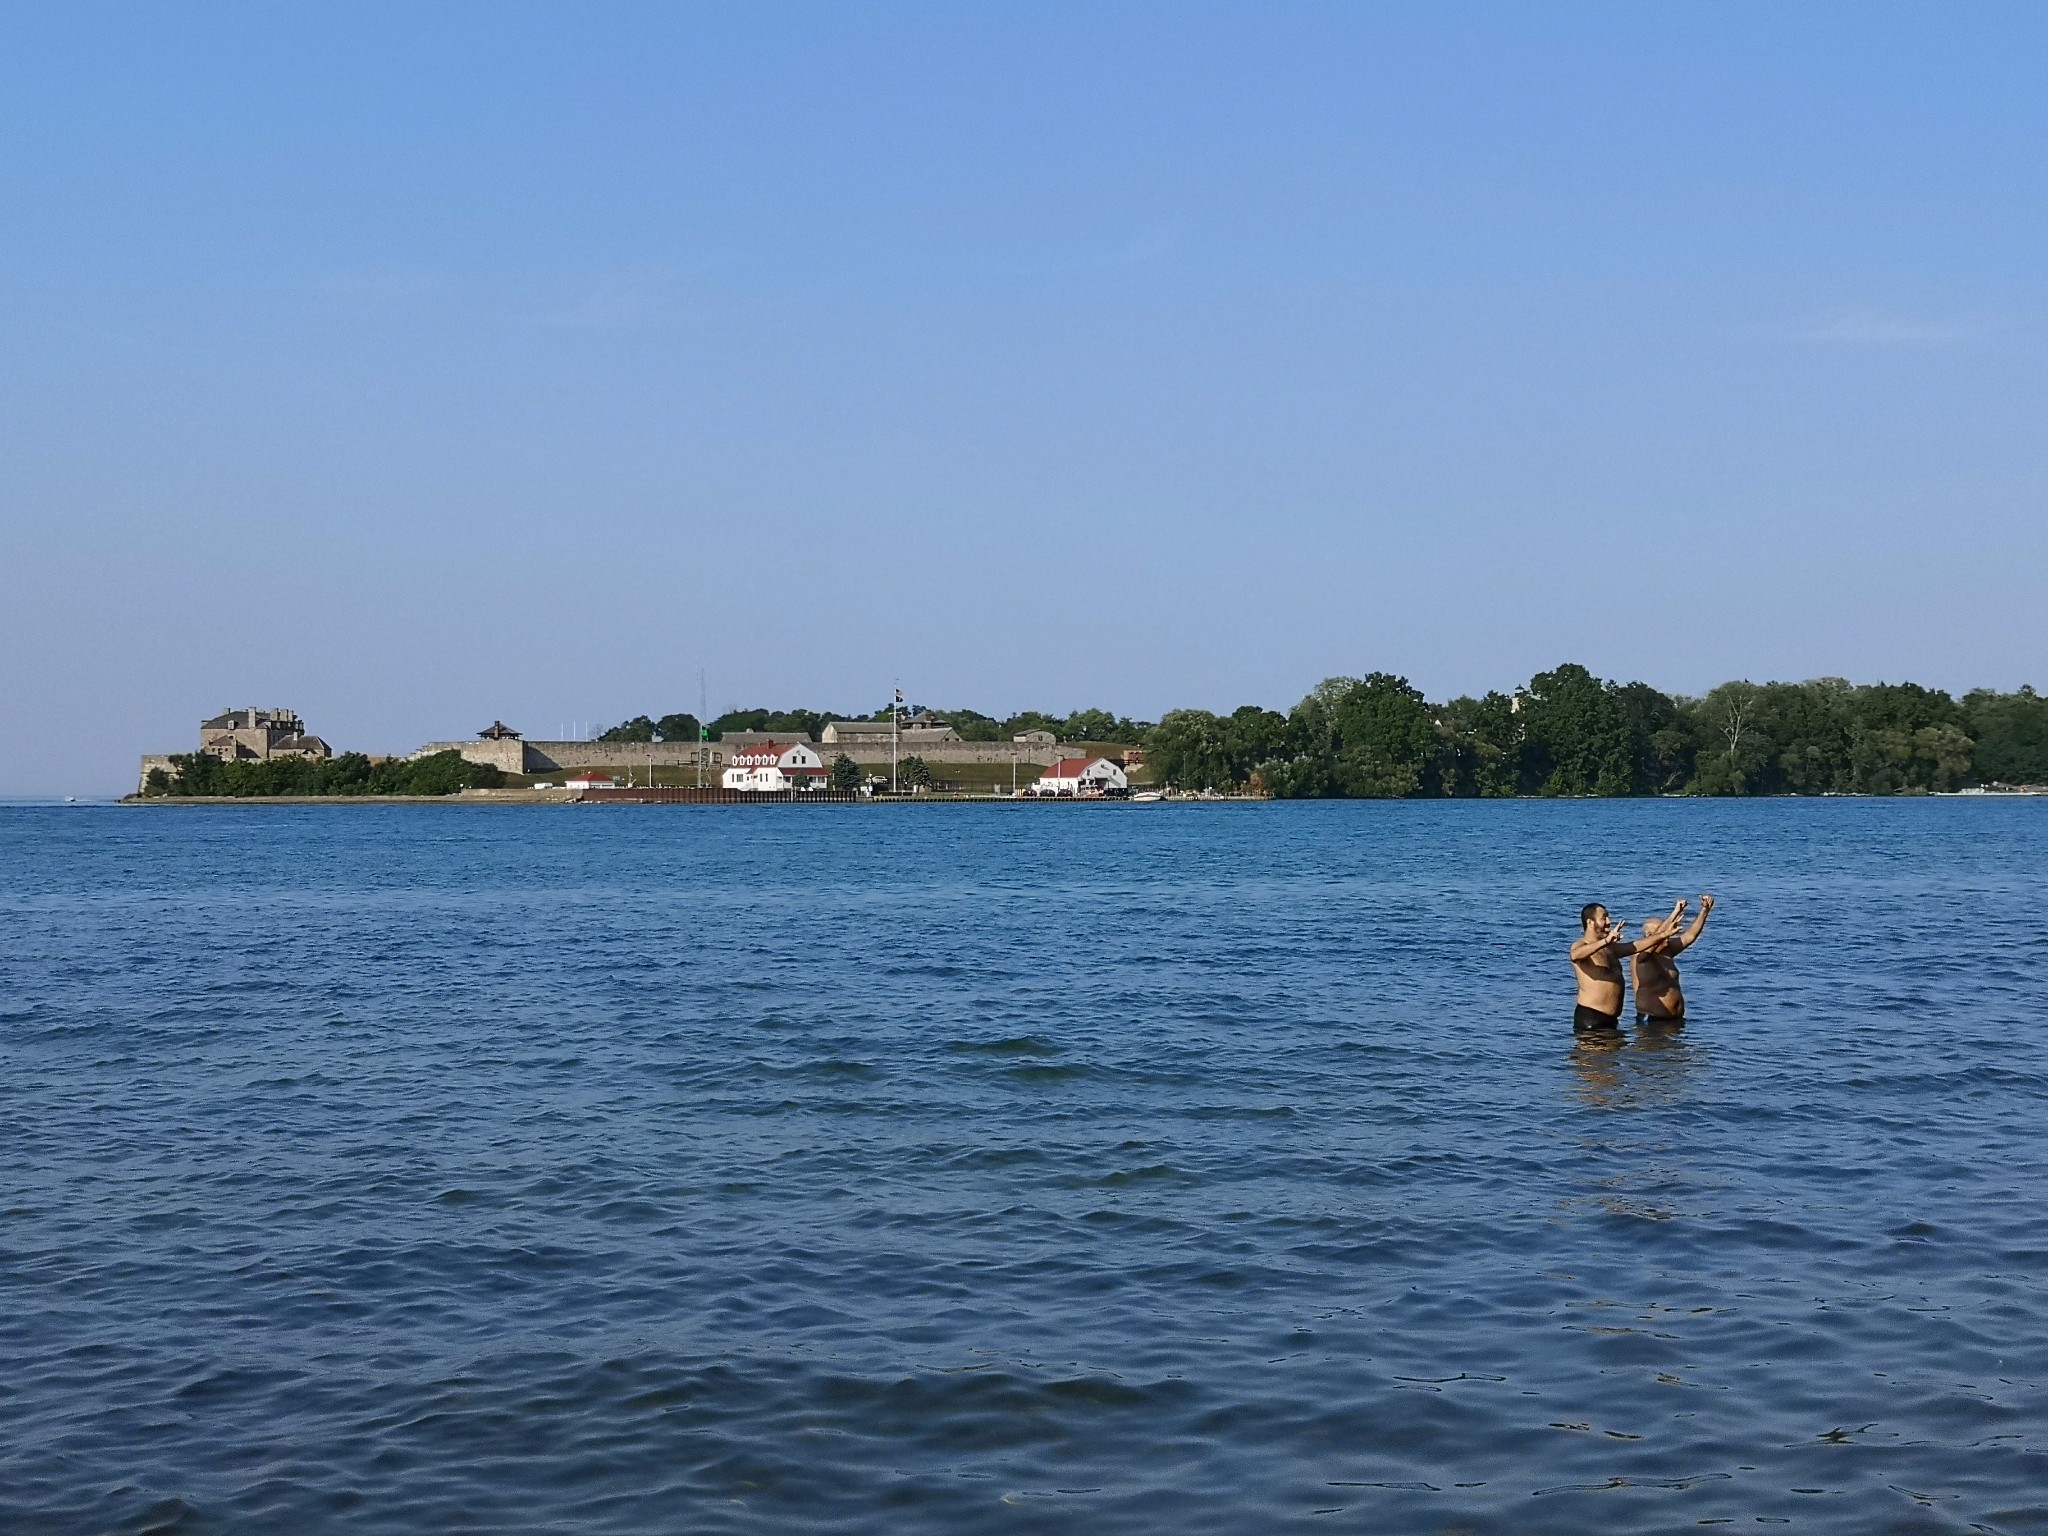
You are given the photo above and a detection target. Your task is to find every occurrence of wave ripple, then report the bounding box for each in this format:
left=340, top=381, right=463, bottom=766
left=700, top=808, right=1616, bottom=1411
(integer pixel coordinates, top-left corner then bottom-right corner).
left=2, top=799, right=2045, bottom=1533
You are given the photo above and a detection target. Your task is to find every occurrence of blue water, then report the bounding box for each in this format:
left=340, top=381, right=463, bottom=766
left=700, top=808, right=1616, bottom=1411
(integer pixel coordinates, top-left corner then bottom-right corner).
left=2, top=800, right=2044, bottom=1534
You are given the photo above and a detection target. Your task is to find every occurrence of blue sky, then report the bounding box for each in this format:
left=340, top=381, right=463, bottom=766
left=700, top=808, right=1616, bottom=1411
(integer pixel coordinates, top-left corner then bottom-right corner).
left=3, top=3, right=2045, bottom=793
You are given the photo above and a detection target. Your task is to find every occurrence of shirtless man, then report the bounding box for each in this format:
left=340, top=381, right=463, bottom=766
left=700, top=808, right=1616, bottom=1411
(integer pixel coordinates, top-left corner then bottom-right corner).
left=1631, top=894, right=1715, bottom=1026
left=1571, top=903, right=1650, bottom=1034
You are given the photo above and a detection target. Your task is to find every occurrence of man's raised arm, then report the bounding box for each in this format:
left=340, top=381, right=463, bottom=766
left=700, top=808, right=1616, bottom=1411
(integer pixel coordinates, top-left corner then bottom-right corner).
left=1670, top=894, right=1715, bottom=952
left=1571, top=920, right=1636, bottom=960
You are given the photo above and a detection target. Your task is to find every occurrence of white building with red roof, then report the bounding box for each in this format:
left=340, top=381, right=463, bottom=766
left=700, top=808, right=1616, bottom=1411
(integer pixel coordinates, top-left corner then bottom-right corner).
left=721, top=740, right=827, bottom=792
left=1025, top=756, right=1129, bottom=797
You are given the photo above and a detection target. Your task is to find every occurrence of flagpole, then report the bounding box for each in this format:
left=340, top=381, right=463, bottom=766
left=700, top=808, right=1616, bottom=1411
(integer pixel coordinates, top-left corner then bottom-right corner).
left=892, top=682, right=900, bottom=795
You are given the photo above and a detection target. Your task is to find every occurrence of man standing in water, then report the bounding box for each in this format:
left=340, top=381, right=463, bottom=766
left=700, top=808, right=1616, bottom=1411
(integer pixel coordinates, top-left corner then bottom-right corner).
left=1631, top=895, right=1715, bottom=1026
left=1571, top=903, right=1646, bottom=1033
left=1571, top=898, right=1692, bottom=1032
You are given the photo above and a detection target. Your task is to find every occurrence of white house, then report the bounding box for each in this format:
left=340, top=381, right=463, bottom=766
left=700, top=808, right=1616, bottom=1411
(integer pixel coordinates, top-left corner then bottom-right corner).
left=1026, top=756, right=1129, bottom=797
left=566, top=771, right=618, bottom=791
left=722, top=740, right=827, bottom=792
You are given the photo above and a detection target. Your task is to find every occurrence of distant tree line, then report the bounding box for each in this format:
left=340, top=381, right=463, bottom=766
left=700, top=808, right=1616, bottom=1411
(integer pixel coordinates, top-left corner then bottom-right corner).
left=587, top=670, right=2046, bottom=797
left=144, top=750, right=505, bottom=798
left=929, top=707, right=1151, bottom=744
left=599, top=708, right=832, bottom=743
left=600, top=711, right=703, bottom=743
left=1145, top=668, right=2048, bottom=797
left=596, top=705, right=1150, bottom=744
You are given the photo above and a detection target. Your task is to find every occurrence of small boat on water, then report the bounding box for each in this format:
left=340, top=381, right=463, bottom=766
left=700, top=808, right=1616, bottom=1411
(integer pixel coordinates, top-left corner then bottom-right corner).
left=1130, top=790, right=1165, bottom=803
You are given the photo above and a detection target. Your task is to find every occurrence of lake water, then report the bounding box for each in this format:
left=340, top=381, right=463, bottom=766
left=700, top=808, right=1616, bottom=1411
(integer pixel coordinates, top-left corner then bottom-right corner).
left=2, top=799, right=2044, bottom=1534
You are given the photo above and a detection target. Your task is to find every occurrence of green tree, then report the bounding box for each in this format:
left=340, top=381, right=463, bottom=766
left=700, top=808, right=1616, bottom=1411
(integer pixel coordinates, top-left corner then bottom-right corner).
left=392, top=750, right=496, bottom=795
left=706, top=708, right=828, bottom=740
left=1852, top=681, right=1963, bottom=737
left=828, top=753, right=862, bottom=791
left=1913, top=724, right=1974, bottom=792
left=1260, top=675, right=1434, bottom=798
left=1519, top=664, right=1633, bottom=796
left=1261, top=678, right=1347, bottom=798
left=1328, top=673, right=1436, bottom=797
left=1061, top=708, right=1127, bottom=743
left=1753, top=679, right=1855, bottom=794
left=707, top=709, right=766, bottom=738
left=1684, top=682, right=1770, bottom=794
left=1434, top=692, right=1522, bottom=797
left=1001, top=710, right=1066, bottom=738
left=1611, top=680, right=1689, bottom=793
left=1676, top=677, right=1973, bottom=796
left=941, top=709, right=1004, bottom=742
left=1145, top=710, right=1232, bottom=789
left=1964, top=686, right=2048, bottom=784
left=149, top=748, right=501, bottom=797
left=898, top=755, right=933, bottom=791
left=599, top=712, right=702, bottom=743
left=1223, top=705, right=1289, bottom=783
left=1843, top=683, right=1964, bottom=794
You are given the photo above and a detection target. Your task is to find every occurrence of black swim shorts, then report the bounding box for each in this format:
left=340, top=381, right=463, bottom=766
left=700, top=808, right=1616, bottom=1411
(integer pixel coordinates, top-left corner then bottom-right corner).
left=1573, top=1004, right=1623, bottom=1033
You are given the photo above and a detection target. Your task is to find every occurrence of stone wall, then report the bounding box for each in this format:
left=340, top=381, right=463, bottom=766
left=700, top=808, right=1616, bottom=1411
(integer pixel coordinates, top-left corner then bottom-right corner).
left=526, top=741, right=713, bottom=773
left=849, top=741, right=1066, bottom=766
left=412, top=735, right=1079, bottom=775
left=136, top=755, right=177, bottom=794
left=416, top=739, right=732, bottom=775
left=411, top=737, right=531, bottom=775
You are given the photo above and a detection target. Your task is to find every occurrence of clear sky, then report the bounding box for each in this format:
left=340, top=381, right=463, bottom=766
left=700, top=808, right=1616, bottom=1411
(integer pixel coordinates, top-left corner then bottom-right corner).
left=4, top=3, right=2045, bottom=794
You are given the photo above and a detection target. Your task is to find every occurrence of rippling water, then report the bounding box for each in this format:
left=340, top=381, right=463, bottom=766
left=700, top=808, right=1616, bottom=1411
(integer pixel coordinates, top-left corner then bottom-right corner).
left=3, top=800, right=2044, bottom=1533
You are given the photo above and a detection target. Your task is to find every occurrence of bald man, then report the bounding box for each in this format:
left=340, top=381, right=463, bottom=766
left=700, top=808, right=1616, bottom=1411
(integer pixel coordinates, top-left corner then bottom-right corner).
left=1631, top=895, right=1715, bottom=1026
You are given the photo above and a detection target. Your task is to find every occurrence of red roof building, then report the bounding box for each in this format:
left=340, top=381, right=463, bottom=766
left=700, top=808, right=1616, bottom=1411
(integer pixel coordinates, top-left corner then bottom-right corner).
left=1026, top=756, right=1130, bottom=797
left=722, top=740, right=827, bottom=791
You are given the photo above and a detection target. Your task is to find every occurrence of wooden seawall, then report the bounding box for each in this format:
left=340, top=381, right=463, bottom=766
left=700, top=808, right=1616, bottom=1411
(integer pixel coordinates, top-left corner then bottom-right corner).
left=578, top=787, right=864, bottom=804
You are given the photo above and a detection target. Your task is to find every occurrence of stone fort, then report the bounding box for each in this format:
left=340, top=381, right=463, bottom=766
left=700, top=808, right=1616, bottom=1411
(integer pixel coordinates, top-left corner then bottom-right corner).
left=141, top=711, right=1113, bottom=792
left=408, top=719, right=1071, bottom=777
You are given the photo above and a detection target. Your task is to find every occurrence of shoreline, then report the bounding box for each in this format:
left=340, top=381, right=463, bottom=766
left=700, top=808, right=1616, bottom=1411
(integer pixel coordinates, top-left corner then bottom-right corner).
left=114, top=791, right=1263, bottom=806
left=105, top=788, right=2047, bottom=807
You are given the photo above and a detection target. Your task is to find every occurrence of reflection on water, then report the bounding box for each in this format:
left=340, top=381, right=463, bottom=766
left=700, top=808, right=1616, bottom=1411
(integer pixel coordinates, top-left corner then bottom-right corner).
left=1568, top=1022, right=1705, bottom=1112
left=1564, top=1026, right=1707, bottom=1222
